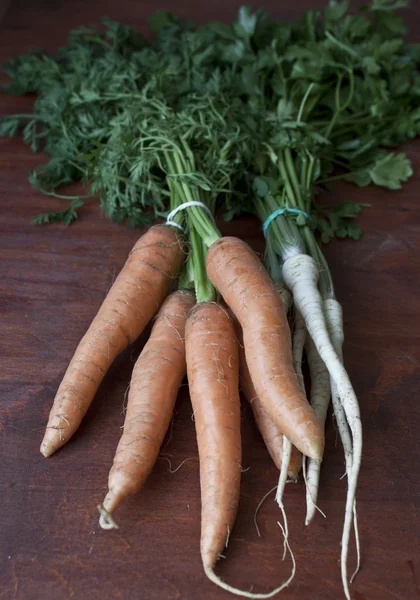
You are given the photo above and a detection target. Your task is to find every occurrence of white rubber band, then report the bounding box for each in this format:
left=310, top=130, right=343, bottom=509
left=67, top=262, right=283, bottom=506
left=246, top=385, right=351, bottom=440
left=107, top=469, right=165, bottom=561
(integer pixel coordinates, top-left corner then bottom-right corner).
left=166, top=201, right=214, bottom=233
left=165, top=220, right=185, bottom=232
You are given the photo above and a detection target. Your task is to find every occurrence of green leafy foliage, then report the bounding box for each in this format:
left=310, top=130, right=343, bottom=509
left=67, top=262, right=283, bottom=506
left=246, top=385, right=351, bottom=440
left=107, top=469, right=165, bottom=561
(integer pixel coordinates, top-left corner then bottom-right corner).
left=345, top=152, right=413, bottom=190
left=32, top=200, right=84, bottom=226
left=313, top=203, right=364, bottom=244
left=0, top=116, right=22, bottom=137
left=0, top=0, right=418, bottom=235
left=372, top=0, right=408, bottom=11
left=324, top=1, right=350, bottom=23
left=234, top=6, right=258, bottom=38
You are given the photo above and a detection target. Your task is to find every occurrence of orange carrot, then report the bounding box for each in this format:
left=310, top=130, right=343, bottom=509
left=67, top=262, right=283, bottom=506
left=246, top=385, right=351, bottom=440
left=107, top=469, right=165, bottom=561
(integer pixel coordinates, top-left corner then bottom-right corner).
left=238, top=333, right=302, bottom=479
left=231, top=313, right=302, bottom=479
left=99, top=289, right=195, bottom=524
left=185, top=302, right=241, bottom=572
left=41, top=225, right=185, bottom=457
left=206, top=237, right=324, bottom=461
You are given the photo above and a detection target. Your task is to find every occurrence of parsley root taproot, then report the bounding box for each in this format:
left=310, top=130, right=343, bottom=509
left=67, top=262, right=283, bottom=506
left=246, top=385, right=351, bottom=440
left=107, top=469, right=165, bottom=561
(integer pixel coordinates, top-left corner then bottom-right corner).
left=304, top=337, right=330, bottom=525
left=282, top=253, right=362, bottom=599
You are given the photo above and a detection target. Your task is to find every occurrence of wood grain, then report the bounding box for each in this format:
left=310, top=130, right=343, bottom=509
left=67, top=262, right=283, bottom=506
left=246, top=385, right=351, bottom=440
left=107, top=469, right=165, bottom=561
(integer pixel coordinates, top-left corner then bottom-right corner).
left=1, top=1, right=419, bottom=599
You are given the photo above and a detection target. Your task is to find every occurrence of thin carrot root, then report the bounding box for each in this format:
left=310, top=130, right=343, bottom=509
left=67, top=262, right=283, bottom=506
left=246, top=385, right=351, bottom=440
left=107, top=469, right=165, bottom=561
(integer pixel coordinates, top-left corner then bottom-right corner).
left=283, top=254, right=362, bottom=600
left=304, top=337, right=330, bottom=525
left=100, top=289, right=195, bottom=522
left=206, top=237, right=324, bottom=461
left=203, top=513, right=296, bottom=599
left=97, top=505, right=119, bottom=530
left=41, top=225, right=185, bottom=457
left=253, top=485, right=278, bottom=538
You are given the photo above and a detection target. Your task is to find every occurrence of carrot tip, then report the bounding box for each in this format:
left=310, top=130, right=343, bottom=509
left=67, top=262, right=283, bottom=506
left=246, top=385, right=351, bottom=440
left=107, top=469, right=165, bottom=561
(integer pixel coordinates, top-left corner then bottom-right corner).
left=98, top=504, right=119, bottom=530
left=40, top=442, right=54, bottom=458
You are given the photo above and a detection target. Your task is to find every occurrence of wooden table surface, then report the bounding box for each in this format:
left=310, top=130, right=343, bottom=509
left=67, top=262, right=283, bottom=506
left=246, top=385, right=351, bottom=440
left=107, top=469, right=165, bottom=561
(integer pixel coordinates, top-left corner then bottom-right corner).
left=1, top=1, right=419, bottom=599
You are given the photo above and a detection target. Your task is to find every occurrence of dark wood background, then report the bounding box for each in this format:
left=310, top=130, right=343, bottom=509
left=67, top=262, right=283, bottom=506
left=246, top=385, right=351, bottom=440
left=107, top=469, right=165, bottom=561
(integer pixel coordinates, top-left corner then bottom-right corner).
left=1, top=1, right=419, bottom=599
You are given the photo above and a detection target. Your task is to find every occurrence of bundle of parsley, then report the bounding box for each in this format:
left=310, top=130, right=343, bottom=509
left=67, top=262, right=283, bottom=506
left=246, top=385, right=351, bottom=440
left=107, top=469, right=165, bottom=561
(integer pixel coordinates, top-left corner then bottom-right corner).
left=1, top=1, right=419, bottom=598
left=1, top=2, right=418, bottom=230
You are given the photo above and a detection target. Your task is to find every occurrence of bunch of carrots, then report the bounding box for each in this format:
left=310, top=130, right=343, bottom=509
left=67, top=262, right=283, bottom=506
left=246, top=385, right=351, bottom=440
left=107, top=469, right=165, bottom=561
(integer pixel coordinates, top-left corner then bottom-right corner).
left=41, top=219, right=330, bottom=596
left=37, top=96, right=361, bottom=598
left=4, top=1, right=420, bottom=598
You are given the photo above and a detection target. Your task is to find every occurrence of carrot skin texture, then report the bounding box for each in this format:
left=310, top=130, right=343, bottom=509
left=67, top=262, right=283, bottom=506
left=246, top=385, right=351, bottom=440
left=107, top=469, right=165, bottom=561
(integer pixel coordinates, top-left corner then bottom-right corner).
left=236, top=323, right=301, bottom=477
left=41, top=225, right=185, bottom=457
left=102, top=290, right=195, bottom=515
left=239, top=348, right=302, bottom=478
left=186, top=302, right=241, bottom=570
left=206, top=237, right=324, bottom=461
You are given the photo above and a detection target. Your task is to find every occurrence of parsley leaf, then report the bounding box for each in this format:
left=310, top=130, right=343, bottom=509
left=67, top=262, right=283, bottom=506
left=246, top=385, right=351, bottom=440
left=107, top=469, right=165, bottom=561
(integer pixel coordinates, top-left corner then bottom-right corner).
left=313, top=203, right=364, bottom=243
left=32, top=199, right=85, bottom=226
left=346, top=152, right=413, bottom=190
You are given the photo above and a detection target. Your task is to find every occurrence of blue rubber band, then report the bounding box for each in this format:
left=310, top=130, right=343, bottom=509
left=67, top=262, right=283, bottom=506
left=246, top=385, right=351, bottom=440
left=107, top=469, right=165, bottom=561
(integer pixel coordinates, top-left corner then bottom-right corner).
left=262, top=207, right=313, bottom=237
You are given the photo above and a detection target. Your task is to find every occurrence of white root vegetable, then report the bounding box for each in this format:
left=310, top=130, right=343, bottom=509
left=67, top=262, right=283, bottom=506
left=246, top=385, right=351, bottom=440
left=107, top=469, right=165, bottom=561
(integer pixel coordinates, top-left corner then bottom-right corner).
left=275, top=309, right=306, bottom=507
left=324, top=299, right=353, bottom=466
left=324, top=298, right=361, bottom=580
left=283, top=253, right=362, bottom=600
left=304, top=337, right=330, bottom=525
left=292, top=309, right=306, bottom=392
left=275, top=437, right=292, bottom=509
